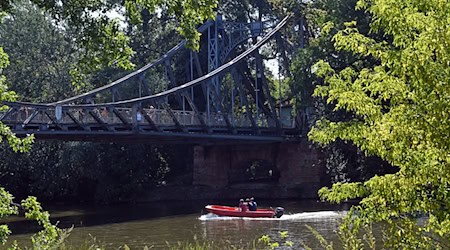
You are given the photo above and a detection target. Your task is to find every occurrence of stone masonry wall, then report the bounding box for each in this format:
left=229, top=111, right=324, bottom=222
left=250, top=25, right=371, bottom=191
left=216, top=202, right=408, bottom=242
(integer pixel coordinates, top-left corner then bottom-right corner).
left=192, top=140, right=325, bottom=198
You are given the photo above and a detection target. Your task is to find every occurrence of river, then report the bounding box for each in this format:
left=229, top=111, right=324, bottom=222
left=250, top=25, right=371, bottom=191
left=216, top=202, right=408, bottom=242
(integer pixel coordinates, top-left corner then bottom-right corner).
left=8, top=200, right=349, bottom=249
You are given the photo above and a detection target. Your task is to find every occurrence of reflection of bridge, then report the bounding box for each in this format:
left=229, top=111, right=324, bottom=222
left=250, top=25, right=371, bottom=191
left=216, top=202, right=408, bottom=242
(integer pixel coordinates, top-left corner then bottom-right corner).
left=1, top=15, right=304, bottom=144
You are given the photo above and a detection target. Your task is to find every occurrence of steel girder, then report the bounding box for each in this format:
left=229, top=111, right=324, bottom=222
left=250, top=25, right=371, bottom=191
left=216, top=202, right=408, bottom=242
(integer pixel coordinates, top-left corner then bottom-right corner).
left=0, top=15, right=301, bottom=143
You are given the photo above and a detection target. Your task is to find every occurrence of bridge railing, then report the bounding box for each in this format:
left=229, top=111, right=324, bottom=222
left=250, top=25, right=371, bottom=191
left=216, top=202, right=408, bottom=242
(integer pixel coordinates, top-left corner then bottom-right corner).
left=0, top=106, right=282, bottom=129
left=0, top=104, right=280, bottom=130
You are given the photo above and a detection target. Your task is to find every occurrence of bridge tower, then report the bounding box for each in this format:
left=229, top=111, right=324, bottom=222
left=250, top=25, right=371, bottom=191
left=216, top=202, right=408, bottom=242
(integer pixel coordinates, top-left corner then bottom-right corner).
left=190, top=16, right=325, bottom=200
left=203, top=15, right=277, bottom=130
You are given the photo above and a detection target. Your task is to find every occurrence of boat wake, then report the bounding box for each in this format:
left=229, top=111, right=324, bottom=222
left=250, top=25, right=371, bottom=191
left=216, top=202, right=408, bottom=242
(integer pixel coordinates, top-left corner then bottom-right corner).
left=199, top=211, right=346, bottom=221
left=278, top=211, right=346, bottom=220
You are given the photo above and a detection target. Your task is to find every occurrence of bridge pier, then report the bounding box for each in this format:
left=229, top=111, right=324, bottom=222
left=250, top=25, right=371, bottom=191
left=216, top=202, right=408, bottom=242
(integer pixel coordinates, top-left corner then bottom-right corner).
left=192, top=140, right=326, bottom=199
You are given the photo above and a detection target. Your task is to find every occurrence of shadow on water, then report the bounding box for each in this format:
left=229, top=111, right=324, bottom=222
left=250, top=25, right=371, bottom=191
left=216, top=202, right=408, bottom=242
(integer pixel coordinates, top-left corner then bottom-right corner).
left=7, top=200, right=206, bottom=234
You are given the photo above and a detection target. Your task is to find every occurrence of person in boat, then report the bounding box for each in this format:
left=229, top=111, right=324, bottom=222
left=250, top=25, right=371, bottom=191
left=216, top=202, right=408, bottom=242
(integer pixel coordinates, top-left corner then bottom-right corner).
left=248, top=197, right=257, bottom=211
left=239, top=199, right=248, bottom=212
left=245, top=198, right=252, bottom=211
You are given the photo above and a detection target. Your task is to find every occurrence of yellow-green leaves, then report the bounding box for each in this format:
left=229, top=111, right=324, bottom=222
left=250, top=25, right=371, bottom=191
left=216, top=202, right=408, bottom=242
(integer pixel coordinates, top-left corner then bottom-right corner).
left=0, top=188, right=16, bottom=245
left=310, top=0, right=450, bottom=248
left=321, top=21, right=335, bottom=35
left=319, top=182, right=367, bottom=203
left=0, top=189, right=66, bottom=248
left=70, top=17, right=135, bottom=89
left=24, top=0, right=217, bottom=88
left=124, top=0, right=217, bottom=50
left=258, top=231, right=295, bottom=250
left=0, top=47, right=33, bottom=152
left=0, top=47, right=8, bottom=69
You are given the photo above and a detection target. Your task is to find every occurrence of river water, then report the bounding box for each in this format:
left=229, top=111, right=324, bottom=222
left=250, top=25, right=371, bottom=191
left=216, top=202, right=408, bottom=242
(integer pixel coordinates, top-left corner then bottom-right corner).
left=8, top=200, right=349, bottom=249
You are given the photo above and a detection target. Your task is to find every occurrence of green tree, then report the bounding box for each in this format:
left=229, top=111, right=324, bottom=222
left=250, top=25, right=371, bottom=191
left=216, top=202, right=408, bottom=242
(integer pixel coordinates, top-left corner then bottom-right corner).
left=27, top=0, right=218, bottom=70
left=0, top=0, right=218, bottom=246
left=0, top=16, right=33, bottom=151
left=0, top=1, right=197, bottom=205
left=289, top=0, right=396, bottom=183
left=0, top=1, right=76, bottom=102
left=310, top=0, right=450, bottom=248
left=0, top=0, right=217, bottom=90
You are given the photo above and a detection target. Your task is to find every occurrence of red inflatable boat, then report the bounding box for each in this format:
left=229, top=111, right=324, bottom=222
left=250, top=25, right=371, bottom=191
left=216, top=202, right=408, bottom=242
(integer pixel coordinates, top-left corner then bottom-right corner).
left=205, top=205, right=284, bottom=218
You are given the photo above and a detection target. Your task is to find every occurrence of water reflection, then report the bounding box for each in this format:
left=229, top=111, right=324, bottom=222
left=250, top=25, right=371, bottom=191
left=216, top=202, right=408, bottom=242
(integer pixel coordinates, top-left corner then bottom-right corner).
left=199, top=211, right=344, bottom=249
left=8, top=200, right=347, bottom=249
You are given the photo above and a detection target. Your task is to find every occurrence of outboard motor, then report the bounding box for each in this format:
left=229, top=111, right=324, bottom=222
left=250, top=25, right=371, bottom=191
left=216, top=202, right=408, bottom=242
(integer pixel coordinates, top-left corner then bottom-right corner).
left=274, top=207, right=284, bottom=218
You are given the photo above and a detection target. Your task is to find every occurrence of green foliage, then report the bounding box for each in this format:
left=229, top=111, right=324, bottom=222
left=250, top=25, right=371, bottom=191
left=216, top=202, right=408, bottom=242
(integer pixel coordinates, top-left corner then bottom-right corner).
left=165, top=237, right=256, bottom=250
left=124, top=0, right=217, bottom=50
left=304, top=219, right=379, bottom=250
left=302, top=224, right=334, bottom=250
left=309, top=0, right=450, bottom=248
left=0, top=1, right=194, bottom=204
left=258, top=231, right=295, bottom=249
left=270, top=77, right=291, bottom=103
left=0, top=0, right=217, bottom=87
left=72, top=17, right=135, bottom=85
left=0, top=0, right=216, bottom=248
left=24, top=0, right=136, bottom=86
left=21, top=196, right=73, bottom=249
left=26, top=0, right=217, bottom=54
left=290, top=0, right=371, bottom=107
left=0, top=1, right=77, bottom=102
left=0, top=17, right=40, bottom=246
left=163, top=232, right=294, bottom=250
left=0, top=189, right=72, bottom=249
left=0, top=28, right=33, bottom=152
left=290, top=0, right=396, bottom=184
left=0, top=142, right=172, bottom=203
left=0, top=188, right=17, bottom=245
left=219, top=0, right=275, bottom=21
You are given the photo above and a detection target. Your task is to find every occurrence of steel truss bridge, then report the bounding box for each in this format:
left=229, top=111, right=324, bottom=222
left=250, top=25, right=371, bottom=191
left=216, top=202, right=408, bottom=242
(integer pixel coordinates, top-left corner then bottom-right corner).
left=1, top=15, right=304, bottom=144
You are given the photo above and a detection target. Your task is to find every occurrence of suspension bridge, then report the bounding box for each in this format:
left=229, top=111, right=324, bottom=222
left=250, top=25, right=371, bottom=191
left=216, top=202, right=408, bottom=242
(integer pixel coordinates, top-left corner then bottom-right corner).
left=1, top=14, right=324, bottom=195
left=1, top=15, right=307, bottom=144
